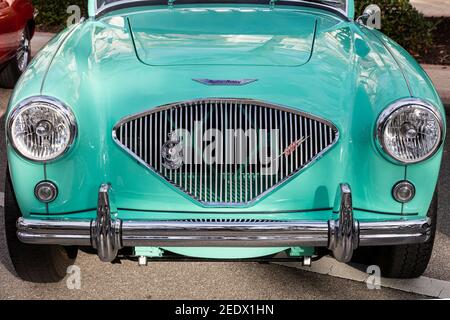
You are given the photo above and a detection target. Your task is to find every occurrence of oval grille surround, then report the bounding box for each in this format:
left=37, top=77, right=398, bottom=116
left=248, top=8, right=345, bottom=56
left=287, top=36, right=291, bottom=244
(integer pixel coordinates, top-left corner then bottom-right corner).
left=113, top=99, right=338, bottom=206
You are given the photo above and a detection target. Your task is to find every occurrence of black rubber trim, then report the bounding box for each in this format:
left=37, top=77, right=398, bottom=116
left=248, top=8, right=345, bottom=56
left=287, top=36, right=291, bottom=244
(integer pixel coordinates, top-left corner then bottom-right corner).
left=96, top=0, right=349, bottom=21
left=30, top=208, right=96, bottom=216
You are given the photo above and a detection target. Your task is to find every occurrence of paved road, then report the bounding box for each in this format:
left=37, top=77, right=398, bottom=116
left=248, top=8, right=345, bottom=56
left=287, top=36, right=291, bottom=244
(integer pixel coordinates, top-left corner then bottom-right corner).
left=410, top=0, right=450, bottom=17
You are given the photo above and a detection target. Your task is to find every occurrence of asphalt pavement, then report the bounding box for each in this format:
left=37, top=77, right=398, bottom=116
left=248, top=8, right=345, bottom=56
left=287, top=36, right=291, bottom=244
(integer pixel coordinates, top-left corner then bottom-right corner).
left=411, top=0, right=450, bottom=17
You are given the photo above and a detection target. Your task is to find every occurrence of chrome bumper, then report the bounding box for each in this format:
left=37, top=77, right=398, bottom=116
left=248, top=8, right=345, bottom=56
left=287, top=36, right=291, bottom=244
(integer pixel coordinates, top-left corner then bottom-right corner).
left=17, top=184, right=431, bottom=263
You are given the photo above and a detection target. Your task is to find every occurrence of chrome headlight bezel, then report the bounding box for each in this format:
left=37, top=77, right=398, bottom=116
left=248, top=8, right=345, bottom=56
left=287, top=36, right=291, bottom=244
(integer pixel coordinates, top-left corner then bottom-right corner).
left=376, top=98, right=444, bottom=164
left=7, top=96, right=78, bottom=162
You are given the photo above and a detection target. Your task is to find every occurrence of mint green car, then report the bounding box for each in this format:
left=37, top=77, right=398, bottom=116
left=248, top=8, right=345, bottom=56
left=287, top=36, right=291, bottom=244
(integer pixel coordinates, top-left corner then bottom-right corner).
left=2, top=0, right=445, bottom=282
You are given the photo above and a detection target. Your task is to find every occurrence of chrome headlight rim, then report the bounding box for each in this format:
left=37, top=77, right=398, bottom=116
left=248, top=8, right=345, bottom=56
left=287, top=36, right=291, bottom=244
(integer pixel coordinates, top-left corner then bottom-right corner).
left=7, top=96, right=78, bottom=163
left=376, top=98, right=444, bottom=165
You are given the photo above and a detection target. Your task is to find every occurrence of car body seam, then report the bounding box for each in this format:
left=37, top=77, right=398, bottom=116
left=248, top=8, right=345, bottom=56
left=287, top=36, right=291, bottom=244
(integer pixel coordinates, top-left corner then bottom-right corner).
left=367, top=27, right=413, bottom=97
left=39, top=23, right=83, bottom=95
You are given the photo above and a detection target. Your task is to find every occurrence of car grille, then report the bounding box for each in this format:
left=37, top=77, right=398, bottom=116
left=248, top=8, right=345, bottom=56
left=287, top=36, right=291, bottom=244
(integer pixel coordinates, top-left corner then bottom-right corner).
left=179, top=219, right=281, bottom=223
left=113, top=99, right=338, bottom=205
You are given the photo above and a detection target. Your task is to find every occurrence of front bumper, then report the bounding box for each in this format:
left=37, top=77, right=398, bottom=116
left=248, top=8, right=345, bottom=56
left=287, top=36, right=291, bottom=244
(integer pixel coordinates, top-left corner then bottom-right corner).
left=17, top=183, right=431, bottom=263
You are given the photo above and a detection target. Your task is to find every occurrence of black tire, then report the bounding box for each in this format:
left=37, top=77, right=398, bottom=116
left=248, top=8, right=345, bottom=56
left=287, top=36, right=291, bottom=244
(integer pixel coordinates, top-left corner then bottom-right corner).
left=0, top=168, right=78, bottom=283
left=0, top=27, right=31, bottom=89
left=352, top=193, right=437, bottom=279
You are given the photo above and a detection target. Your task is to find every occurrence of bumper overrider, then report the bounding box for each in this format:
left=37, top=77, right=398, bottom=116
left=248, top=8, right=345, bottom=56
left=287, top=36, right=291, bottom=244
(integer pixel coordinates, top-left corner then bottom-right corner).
left=17, top=184, right=431, bottom=263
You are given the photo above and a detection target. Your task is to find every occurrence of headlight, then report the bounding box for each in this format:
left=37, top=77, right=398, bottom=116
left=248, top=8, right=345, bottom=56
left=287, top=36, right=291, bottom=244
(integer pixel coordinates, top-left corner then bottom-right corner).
left=376, top=98, right=443, bottom=164
left=7, top=97, right=77, bottom=162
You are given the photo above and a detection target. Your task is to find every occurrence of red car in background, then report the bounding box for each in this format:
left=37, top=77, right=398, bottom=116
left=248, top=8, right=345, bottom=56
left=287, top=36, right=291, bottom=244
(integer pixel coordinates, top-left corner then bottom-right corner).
left=0, top=0, right=34, bottom=88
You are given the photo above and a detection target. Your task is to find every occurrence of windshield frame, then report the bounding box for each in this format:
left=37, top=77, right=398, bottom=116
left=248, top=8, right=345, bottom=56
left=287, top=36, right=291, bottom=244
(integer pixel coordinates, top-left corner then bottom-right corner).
left=91, top=0, right=352, bottom=19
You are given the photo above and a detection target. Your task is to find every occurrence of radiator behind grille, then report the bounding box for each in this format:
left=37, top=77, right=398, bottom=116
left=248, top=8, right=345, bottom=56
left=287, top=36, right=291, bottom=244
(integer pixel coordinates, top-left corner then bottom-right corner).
left=113, top=99, right=338, bottom=205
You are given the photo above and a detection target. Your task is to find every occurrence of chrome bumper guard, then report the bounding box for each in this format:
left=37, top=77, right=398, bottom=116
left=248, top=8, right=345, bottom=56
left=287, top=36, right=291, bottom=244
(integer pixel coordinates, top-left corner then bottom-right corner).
left=17, top=184, right=431, bottom=263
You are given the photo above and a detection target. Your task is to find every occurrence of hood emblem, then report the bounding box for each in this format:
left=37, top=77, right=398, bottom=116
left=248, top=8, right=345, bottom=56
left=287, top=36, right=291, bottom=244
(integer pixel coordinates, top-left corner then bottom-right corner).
left=193, top=79, right=258, bottom=86
left=270, top=136, right=310, bottom=163
left=162, top=131, right=184, bottom=170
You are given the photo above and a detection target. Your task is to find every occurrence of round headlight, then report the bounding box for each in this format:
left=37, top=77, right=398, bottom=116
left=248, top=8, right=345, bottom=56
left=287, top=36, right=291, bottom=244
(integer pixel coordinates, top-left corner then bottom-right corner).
left=7, top=97, right=77, bottom=162
left=376, top=99, right=444, bottom=164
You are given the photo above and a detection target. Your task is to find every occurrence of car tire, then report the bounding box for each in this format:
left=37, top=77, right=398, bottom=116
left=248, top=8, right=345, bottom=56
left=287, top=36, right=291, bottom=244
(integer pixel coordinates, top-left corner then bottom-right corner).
left=351, top=192, right=437, bottom=279
left=0, top=26, right=31, bottom=89
left=0, top=168, right=78, bottom=283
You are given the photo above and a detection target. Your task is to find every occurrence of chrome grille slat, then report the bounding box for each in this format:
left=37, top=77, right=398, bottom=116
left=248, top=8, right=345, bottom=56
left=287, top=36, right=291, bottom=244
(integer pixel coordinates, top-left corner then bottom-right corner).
left=245, top=104, right=249, bottom=203
left=240, top=103, right=243, bottom=203
left=134, top=118, right=137, bottom=157
left=264, top=107, right=268, bottom=190
left=210, top=102, right=214, bottom=203
left=139, top=118, right=143, bottom=164
left=185, top=104, right=189, bottom=198
left=144, top=116, right=148, bottom=164
left=259, top=105, right=263, bottom=197
left=236, top=103, right=240, bottom=202
left=160, top=112, right=163, bottom=170
left=114, top=99, right=338, bottom=206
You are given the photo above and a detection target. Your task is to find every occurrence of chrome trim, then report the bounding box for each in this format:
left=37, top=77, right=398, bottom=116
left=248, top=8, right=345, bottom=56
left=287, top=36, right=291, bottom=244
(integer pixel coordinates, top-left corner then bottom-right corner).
left=7, top=96, right=78, bottom=163
left=34, top=181, right=58, bottom=203
left=193, top=79, right=258, bottom=86
left=91, top=184, right=122, bottom=262
left=16, top=182, right=432, bottom=263
left=375, top=98, right=444, bottom=165
left=16, top=217, right=431, bottom=250
left=328, top=183, right=359, bottom=263
left=392, top=180, right=416, bottom=203
left=17, top=218, right=92, bottom=246
left=358, top=218, right=431, bottom=246
left=112, top=98, right=339, bottom=207
left=121, top=220, right=330, bottom=247
left=16, top=28, right=30, bottom=73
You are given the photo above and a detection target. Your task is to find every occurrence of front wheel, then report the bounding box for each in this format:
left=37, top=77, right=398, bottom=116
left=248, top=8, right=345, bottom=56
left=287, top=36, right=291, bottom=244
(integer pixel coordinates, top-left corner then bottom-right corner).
left=0, top=26, right=31, bottom=88
left=0, top=168, right=78, bottom=283
left=352, top=193, right=437, bottom=279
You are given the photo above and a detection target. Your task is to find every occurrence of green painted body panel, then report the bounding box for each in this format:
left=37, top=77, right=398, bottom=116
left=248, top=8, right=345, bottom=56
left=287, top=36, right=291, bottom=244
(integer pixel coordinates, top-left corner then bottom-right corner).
left=136, top=246, right=290, bottom=259
left=6, top=3, right=444, bottom=259
left=347, top=0, right=354, bottom=19
left=88, top=0, right=96, bottom=17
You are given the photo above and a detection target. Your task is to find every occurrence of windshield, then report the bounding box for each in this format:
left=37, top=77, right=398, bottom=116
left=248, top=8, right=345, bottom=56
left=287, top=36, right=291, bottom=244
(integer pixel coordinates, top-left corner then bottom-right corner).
left=95, top=0, right=348, bottom=15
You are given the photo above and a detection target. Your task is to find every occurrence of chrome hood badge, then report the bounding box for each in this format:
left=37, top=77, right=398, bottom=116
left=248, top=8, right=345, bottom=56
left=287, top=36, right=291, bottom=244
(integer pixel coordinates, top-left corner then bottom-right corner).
left=162, top=132, right=184, bottom=170
left=193, top=79, right=258, bottom=86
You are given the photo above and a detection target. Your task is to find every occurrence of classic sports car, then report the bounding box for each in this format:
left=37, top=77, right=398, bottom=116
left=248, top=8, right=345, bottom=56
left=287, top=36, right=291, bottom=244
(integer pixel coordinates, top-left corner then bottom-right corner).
left=0, top=0, right=34, bottom=88
left=2, top=0, right=445, bottom=283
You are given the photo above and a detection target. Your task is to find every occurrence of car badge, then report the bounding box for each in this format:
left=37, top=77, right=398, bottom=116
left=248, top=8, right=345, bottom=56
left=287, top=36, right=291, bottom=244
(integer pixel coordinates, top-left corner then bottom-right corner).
left=271, top=136, right=310, bottom=162
left=162, top=131, right=184, bottom=170
left=192, top=79, right=258, bottom=86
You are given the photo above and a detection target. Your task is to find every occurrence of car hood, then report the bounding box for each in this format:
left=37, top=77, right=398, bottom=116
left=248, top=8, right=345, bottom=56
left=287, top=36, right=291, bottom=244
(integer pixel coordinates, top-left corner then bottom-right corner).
left=10, top=7, right=416, bottom=214
left=32, top=9, right=412, bottom=128
left=127, top=8, right=317, bottom=66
